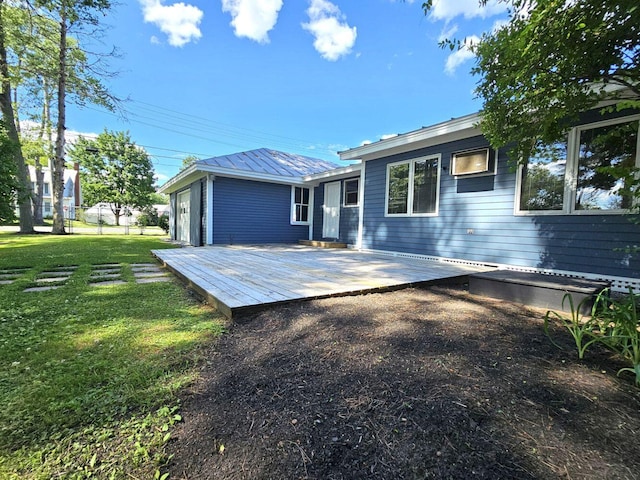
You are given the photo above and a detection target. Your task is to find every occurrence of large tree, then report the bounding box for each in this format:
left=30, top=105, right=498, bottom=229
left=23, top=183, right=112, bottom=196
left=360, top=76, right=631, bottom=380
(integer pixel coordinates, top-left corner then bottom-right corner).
left=0, top=0, right=34, bottom=232
left=0, top=120, right=17, bottom=223
left=424, top=0, right=639, bottom=163
left=71, top=130, right=156, bottom=226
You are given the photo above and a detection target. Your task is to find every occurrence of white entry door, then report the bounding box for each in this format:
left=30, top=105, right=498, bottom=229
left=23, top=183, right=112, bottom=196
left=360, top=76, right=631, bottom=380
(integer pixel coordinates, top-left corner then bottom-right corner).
left=322, top=182, right=341, bottom=239
left=177, top=190, right=190, bottom=243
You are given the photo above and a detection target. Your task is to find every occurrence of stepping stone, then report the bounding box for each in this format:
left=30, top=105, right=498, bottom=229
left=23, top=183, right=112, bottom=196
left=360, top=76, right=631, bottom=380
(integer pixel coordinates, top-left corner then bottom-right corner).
left=0, top=279, right=15, bottom=285
left=131, top=263, right=158, bottom=268
left=0, top=268, right=29, bottom=274
left=0, top=273, right=21, bottom=280
left=47, top=266, right=78, bottom=271
left=92, top=263, right=121, bottom=269
left=35, top=277, right=68, bottom=284
left=133, top=271, right=167, bottom=278
left=38, top=271, right=73, bottom=278
left=136, top=276, right=171, bottom=284
left=90, top=280, right=127, bottom=287
left=24, top=285, right=61, bottom=292
left=89, top=273, right=122, bottom=281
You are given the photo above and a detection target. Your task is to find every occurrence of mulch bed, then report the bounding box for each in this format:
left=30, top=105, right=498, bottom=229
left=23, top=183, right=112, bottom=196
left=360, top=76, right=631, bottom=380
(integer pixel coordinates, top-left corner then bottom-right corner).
left=168, top=286, right=640, bottom=479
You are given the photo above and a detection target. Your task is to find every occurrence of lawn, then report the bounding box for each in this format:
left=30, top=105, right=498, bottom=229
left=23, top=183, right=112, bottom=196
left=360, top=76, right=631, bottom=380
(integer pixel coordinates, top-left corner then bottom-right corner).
left=0, top=233, right=225, bottom=479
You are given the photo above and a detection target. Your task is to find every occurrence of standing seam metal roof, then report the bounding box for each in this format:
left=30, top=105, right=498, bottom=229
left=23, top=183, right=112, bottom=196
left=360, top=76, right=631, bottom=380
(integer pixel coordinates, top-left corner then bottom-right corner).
left=195, top=148, right=340, bottom=177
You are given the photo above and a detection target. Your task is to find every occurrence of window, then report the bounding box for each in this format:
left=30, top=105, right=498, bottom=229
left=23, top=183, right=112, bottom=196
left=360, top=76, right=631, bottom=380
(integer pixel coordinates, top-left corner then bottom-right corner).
left=517, top=117, right=640, bottom=214
left=385, top=155, right=441, bottom=216
left=343, top=179, right=359, bottom=206
left=43, top=183, right=50, bottom=195
left=292, top=186, right=310, bottom=224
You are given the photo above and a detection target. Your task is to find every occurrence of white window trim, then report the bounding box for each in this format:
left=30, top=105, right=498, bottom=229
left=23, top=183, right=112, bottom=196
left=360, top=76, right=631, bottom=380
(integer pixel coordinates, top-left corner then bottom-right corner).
left=515, top=115, right=640, bottom=216
left=343, top=178, right=359, bottom=207
left=384, top=154, right=441, bottom=218
left=290, top=185, right=311, bottom=225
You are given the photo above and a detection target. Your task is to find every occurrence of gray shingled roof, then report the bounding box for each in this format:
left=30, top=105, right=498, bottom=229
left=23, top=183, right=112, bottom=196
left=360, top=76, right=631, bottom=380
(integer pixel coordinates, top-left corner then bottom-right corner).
left=196, top=148, right=339, bottom=177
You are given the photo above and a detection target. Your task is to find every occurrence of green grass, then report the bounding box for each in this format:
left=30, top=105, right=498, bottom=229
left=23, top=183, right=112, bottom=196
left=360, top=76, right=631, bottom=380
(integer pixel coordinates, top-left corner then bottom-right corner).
left=0, top=233, right=226, bottom=479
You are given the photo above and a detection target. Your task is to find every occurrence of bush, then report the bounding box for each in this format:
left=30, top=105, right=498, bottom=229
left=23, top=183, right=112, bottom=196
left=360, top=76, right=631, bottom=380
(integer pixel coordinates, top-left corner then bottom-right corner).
left=158, top=213, right=169, bottom=234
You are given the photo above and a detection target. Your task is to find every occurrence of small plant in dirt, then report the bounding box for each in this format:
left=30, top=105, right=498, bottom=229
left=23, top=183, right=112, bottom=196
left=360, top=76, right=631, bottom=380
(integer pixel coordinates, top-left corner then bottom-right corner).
left=545, top=288, right=640, bottom=385
left=544, top=292, right=603, bottom=360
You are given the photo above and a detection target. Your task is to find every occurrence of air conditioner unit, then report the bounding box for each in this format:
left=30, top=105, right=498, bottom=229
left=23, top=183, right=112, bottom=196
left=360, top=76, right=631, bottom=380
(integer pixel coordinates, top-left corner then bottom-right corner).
left=451, top=149, right=490, bottom=176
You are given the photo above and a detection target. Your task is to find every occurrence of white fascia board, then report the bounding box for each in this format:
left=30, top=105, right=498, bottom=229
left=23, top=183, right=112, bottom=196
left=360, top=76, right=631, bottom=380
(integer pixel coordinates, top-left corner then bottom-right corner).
left=303, top=163, right=362, bottom=183
left=158, top=165, right=202, bottom=194
left=340, top=112, right=483, bottom=162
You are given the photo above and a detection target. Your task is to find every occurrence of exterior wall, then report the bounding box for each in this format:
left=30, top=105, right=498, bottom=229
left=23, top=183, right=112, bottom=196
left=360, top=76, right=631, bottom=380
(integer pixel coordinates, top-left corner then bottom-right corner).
left=212, top=177, right=309, bottom=244
left=313, top=178, right=360, bottom=245
left=169, top=192, right=176, bottom=240
left=361, top=135, right=640, bottom=280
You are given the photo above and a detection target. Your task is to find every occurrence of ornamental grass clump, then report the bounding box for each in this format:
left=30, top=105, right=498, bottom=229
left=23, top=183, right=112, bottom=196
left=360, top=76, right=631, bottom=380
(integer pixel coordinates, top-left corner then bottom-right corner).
left=545, top=288, right=640, bottom=386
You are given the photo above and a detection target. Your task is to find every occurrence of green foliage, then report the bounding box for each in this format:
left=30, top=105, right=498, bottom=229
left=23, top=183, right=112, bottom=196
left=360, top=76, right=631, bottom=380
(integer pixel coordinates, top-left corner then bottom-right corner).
left=181, top=154, right=199, bottom=170
left=545, top=288, right=640, bottom=385
left=158, top=213, right=170, bottom=234
left=0, top=233, right=225, bottom=478
left=0, top=121, right=17, bottom=224
left=544, top=292, right=603, bottom=360
left=71, top=130, right=156, bottom=225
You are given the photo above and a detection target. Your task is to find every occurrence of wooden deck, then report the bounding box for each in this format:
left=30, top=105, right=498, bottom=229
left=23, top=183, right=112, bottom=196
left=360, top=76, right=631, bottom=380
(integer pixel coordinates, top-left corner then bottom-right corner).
left=152, top=245, right=494, bottom=318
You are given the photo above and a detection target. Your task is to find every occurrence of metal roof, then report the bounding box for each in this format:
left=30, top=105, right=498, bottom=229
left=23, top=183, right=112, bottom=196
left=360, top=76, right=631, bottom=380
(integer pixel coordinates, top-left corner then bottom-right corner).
left=196, top=148, right=340, bottom=177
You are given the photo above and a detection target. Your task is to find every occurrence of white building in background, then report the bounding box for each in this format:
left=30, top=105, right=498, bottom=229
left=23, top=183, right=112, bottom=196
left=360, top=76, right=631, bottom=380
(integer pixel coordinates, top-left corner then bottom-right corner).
left=28, top=164, right=81, bottom=219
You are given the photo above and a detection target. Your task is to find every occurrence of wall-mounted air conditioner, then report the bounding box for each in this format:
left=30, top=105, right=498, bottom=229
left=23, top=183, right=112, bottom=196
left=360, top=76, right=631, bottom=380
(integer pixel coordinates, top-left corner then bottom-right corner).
left=451, top=148, right=491, bottom=176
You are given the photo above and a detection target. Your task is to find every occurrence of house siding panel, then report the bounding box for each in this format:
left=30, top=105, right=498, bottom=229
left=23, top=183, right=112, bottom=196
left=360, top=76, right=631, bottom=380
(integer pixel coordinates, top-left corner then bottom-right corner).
left=212, top=177, right=308, bottom=244
left=362, top=135, right=640, bottom=279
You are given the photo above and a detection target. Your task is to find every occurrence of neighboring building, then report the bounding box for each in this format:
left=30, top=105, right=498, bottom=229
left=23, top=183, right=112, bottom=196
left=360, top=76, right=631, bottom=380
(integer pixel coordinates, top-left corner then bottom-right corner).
left=27, top=164, right=81, bottom=219
left=160, top=108, right=640, bottom=291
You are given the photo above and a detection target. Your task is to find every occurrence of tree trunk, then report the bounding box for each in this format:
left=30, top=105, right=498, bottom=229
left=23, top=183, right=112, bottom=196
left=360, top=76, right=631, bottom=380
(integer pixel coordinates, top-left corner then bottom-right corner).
left=33, top=158, right=44, bottom=224
left=0, top=0, right=34, bottom=233
left=52, top=8, right=67, bottom=234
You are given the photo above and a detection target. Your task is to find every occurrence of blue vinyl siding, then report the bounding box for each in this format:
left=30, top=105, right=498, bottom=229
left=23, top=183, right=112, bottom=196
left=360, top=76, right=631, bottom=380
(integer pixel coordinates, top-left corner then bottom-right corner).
left=212, top=177, right=308, bottom=244
left=362, top=135, right=640, bottom=279
left=313, top=179, right=360, bottom=244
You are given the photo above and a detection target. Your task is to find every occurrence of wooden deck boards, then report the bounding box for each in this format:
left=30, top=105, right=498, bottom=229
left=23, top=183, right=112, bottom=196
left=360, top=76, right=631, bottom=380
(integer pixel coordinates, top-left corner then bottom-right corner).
left=152, top=245, right=493, bottom=318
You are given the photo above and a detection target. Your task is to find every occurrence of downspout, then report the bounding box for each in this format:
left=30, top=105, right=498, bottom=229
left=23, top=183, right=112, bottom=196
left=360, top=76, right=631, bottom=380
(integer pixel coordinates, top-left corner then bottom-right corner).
left=207, top=174, right=214, bottom=245
left=356, top=163, right=365, bottom=249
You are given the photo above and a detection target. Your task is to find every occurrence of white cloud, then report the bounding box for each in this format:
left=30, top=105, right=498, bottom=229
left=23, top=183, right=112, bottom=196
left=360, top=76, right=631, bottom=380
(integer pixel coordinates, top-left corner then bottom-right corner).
left=438, top=23, right=458, bottom=43
left=444, top=35, right=479, bottom=75
left=428, top=0, right=507, bottom=22
left=221, top=0, right=283, bottom=44
left=139, top=0, right=203, bottom=47
left=302, top=0, right=357, bottom=61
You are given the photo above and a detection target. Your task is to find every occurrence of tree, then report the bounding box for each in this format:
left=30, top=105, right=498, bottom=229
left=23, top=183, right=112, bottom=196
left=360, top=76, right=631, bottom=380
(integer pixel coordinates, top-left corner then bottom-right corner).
left=0, top=0, right=34, bottom=232
left=0, top=120, right=17, bottom=223
left=71, top=130, right=156, bottom=226
left=423, top=0, right=640, bottom=164
left=181, top=154, right=199, bottom=170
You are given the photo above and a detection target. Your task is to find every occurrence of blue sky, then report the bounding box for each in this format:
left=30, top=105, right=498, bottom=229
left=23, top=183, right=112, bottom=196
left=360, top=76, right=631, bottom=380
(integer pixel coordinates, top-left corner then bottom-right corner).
left=65, top=0, right=509, bottom=185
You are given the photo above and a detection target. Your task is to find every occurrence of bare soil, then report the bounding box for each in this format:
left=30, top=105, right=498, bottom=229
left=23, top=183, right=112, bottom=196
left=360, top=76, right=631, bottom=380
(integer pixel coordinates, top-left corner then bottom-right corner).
left=168, top=286, right=640, bottom=479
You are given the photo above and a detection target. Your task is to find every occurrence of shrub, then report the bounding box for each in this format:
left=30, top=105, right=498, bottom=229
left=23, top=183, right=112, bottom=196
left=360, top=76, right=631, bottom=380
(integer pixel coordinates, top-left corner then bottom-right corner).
left=158, top=213, right=169, bottom=234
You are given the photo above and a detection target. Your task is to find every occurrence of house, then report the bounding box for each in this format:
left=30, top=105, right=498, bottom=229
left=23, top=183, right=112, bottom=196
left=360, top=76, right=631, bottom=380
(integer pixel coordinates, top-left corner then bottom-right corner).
left=27, top=164, right=81, bottom=219
left=159, top=148, right=361, bottom=246
left=159, top=108, right=640, bottom=292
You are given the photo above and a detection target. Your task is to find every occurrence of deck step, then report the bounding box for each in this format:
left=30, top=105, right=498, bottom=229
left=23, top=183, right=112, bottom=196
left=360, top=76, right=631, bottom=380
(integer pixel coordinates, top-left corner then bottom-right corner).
left=469, top=270, right=610, bottom=314
left=299, top=240, right=347, bottom=249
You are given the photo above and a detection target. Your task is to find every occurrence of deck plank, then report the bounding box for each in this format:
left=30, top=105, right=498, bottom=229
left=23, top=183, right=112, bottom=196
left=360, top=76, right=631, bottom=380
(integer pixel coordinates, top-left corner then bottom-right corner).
left=152, top=245, right=492, bottom=318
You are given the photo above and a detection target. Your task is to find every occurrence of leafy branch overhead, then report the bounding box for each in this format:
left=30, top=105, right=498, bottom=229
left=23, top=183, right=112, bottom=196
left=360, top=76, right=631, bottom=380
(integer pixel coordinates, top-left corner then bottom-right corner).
left=424, top=0, right=640, bottom=163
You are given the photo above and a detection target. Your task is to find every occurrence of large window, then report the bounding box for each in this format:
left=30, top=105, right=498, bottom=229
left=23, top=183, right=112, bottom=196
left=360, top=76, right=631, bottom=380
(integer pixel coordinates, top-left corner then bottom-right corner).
left=291, top=186, right=310, bottom=224
left=385, top=155, right=441, bottom=216
left=517, top=117, right=640, bottom=214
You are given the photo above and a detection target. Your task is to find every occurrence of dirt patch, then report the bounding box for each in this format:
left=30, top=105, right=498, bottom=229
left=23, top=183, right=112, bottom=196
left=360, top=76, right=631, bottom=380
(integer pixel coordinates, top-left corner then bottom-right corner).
left=168, top=286, right=640, bottom=479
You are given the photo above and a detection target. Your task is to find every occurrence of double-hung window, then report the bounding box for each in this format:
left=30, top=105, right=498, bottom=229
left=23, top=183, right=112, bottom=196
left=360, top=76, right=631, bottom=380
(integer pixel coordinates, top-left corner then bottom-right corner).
left=385, top=155, right=441, bottom=216
left=517, top=116, right=640, bottom=214
left=291, top=186, right=310, bottom=224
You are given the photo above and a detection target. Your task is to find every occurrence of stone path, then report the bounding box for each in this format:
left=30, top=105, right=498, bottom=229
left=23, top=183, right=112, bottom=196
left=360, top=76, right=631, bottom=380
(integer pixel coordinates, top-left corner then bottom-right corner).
left=0, top=263, right=171, bottom=292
